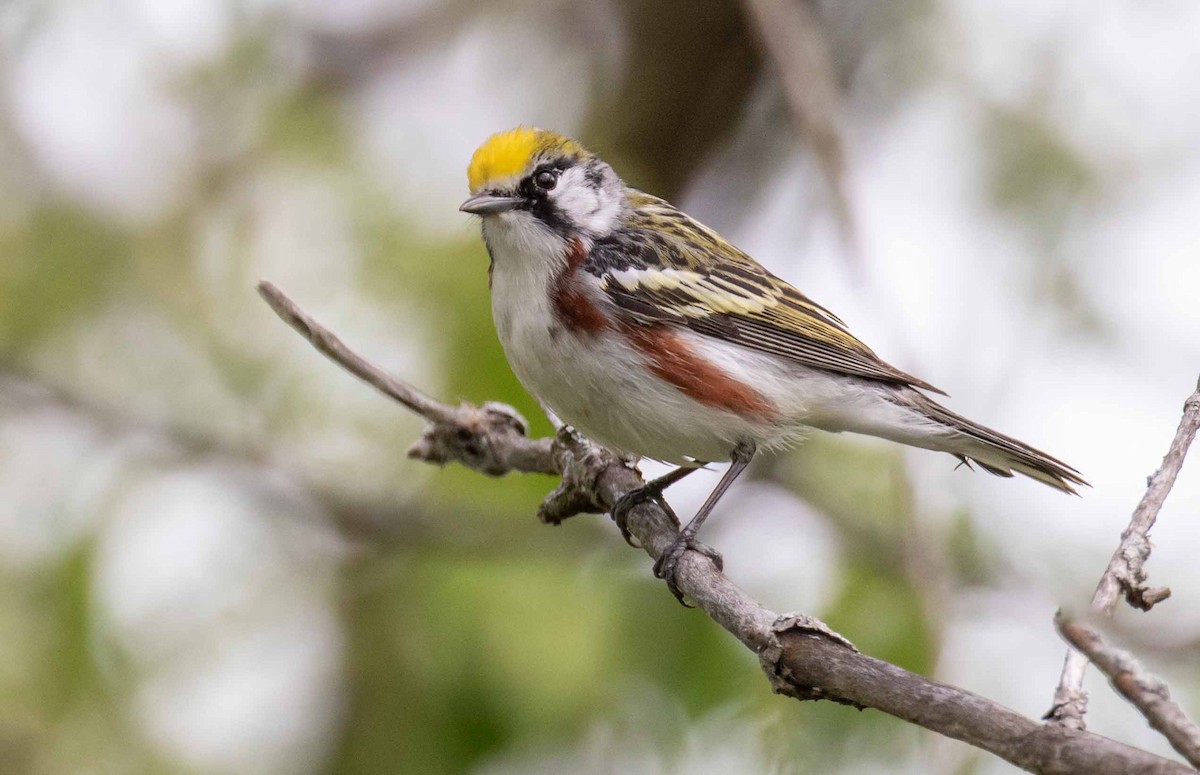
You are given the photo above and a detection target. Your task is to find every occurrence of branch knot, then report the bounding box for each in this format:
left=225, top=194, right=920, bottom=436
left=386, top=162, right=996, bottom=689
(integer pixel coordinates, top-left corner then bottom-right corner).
left=537, top=427, right=625, bottom=525
left=407, top=401, right=538, bottom=476
left=759, top=613, right=860, bottom=705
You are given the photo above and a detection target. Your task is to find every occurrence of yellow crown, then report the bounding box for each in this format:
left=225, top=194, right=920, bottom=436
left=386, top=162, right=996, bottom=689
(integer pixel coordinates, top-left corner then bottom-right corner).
left=467, top=127, right=586, bottom=193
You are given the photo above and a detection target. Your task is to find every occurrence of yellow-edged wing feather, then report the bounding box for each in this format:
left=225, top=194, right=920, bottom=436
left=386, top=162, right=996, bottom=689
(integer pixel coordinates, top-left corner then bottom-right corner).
left=594, top=191, right=946, bottom=395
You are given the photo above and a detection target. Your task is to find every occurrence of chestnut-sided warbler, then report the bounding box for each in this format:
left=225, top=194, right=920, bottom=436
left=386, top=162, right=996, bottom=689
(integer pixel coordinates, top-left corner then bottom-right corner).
left=461, top=127, right=1084, bottom=591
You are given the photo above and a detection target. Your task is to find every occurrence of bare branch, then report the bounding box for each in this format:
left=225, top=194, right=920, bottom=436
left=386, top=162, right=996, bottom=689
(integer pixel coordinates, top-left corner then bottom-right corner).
left=1099, top=376, right=1200, bottom=611
left=1049, top=376, right=1200, bottom=728
left=1056, top=614, right=1200, bottom=768
left=260, top=282, right=1193, bottom=775
left=257, top=281, right=556, bottom=477
left=258, top=281, right=459, bottom=425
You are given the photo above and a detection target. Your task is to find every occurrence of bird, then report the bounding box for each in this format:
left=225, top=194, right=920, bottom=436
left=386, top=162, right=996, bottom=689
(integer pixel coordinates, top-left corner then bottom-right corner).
left=460, top=126, right=1085, bottom=598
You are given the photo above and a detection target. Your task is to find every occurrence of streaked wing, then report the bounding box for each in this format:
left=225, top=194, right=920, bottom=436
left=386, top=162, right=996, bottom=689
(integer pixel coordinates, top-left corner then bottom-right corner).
left=589, top=191, right=946, bottom=395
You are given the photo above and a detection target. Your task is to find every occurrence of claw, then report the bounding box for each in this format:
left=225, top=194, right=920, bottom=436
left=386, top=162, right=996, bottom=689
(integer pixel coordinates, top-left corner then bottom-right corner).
left=653, top=536, right=724, bottom=606
left=608, top=467, right=696, bottom=547
left=610, top=487, right=669, bottom=547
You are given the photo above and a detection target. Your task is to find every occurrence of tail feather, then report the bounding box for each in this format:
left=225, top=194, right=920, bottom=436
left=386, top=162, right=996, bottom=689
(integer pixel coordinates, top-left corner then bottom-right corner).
left=897, top=391, right=1087, bottom=494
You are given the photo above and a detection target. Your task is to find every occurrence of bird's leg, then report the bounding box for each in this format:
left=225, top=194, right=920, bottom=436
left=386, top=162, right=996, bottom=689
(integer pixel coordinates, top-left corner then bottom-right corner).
left=654, top=441, right=756, bottom=606
left=610, top=466, right=698, bottom=546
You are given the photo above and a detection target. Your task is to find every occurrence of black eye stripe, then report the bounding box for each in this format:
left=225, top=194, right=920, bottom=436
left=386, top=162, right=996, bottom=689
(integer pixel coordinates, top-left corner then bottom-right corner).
left=514, top=159, right=585, bottom=236
left=520, top=159, right=579, bottom=196
left=518, top=168, right=559, bottom=199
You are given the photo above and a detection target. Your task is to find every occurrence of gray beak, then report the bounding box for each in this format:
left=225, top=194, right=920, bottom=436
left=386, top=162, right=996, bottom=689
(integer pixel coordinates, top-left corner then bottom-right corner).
left=459, top=193, right=523, bottom=215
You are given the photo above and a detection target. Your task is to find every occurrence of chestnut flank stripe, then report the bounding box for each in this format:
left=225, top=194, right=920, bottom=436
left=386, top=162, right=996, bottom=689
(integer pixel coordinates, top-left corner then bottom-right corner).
left=622, top=323, right=775, bottom=419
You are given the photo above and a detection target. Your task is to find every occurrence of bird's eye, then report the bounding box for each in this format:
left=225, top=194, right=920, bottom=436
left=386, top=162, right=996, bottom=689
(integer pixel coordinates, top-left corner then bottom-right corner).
left=533, top=169, right=558, bottom=191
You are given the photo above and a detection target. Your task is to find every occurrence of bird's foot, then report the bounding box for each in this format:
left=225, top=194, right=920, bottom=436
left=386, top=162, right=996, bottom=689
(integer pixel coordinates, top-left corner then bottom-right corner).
left=609, top=468, right=694, bottom=547
left=611, top=485, right=673, bottom=547
left=653, top=534, right=723, bottom=607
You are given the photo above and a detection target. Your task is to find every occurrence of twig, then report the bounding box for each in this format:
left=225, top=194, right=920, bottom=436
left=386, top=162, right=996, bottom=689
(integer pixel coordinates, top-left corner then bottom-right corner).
left=1049, top=376, right=1200, bottom=729
left=259, top=281, right=460, bottom=425
left=1099, top=376, right=1200, bottom=610
left=257, top=282, right=556, bottom=477
left=1056, top=614, right=1200, bottom=768
left=260, top=281, right=1192, bottom=775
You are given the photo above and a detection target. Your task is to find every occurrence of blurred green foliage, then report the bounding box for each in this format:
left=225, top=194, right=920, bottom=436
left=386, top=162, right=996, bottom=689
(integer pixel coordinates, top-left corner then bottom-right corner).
left=0, top=206, right=130, bottom=350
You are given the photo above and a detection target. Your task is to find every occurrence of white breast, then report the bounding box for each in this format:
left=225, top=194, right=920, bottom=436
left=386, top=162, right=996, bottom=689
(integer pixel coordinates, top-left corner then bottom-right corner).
left=482, top=215, right=787, bottom=464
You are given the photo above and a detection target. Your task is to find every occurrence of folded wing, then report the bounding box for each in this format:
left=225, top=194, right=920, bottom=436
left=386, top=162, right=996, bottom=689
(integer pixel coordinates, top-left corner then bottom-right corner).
left=589, top=191, right=945, bottom=395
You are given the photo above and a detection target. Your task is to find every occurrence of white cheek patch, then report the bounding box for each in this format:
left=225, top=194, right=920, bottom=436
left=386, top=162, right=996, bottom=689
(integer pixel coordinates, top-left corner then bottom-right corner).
left=552, top=165, right=622, bottom=236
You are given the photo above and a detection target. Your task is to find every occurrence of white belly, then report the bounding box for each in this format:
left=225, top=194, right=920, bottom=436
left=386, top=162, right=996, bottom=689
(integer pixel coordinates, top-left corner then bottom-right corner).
left=500, top=320, right=767, bottom=463
left=497, top=304, right=952, bottom=463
